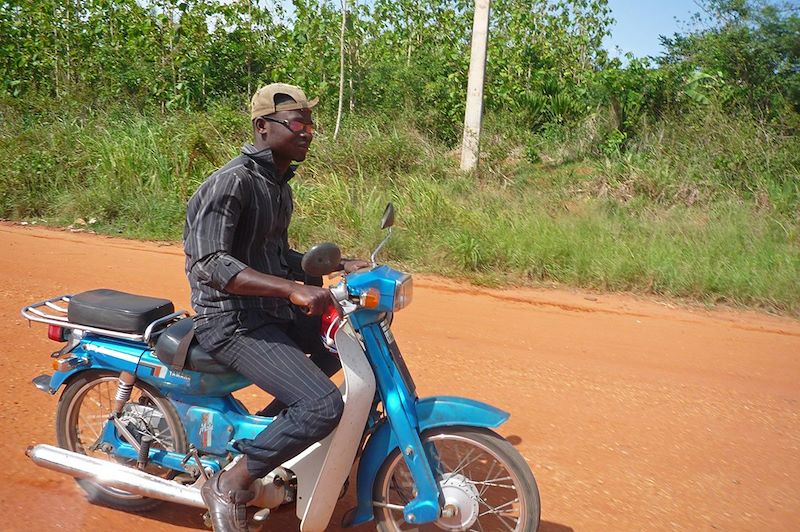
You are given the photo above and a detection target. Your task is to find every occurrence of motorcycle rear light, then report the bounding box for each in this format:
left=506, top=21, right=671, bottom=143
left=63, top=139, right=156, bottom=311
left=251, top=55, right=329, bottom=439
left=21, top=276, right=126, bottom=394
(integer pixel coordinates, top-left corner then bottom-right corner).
left=360, top=288, right=381, bottom=309
left=47, top=324, right=68, bottom=342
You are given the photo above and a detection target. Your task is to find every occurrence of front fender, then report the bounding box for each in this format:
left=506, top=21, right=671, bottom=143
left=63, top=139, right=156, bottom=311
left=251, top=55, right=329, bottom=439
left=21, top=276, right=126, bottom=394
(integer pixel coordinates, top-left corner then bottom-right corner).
left=345, top=396, right=509, bottom=527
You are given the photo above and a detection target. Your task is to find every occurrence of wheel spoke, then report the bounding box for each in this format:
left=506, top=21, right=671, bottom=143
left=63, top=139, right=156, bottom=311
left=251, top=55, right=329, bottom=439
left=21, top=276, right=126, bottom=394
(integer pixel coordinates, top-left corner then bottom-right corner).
left=472, top=475, right=516, bottom=489
left=104, top=382, right=112, bottom=412
left=494, top=515, right=517, bottom=532
left=478, top=497, right=519, bottom=517
left=77, top=413, right=103, bottom=442
left=450, top=447, right=480, bottom=477
left=470, top=517, right=486, bottom=532
left=478, top=458, right=499, bottom=497
left=477, top=500, right=519, bottom=532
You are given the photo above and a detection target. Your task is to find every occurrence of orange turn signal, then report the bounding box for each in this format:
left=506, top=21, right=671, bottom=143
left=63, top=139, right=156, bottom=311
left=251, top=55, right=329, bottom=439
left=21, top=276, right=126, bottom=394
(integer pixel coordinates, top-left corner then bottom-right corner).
left=52, top=356, right=86, bottom=372
left=360, top=288, right=381, bottom=309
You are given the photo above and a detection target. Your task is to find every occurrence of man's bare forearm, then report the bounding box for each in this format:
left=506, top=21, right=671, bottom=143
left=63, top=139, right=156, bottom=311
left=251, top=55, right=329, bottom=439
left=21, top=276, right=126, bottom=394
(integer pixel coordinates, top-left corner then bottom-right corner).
left=224, top=267, right=299, bottom=298
left=224, top=266, right=338, bottom=316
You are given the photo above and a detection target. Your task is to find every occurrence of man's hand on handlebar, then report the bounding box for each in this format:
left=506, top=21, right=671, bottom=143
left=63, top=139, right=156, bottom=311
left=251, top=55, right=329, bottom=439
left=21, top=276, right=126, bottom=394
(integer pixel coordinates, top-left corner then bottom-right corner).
left=341, top=259, right=371, bottom=274
left=289, top=284, right=331, bottom=316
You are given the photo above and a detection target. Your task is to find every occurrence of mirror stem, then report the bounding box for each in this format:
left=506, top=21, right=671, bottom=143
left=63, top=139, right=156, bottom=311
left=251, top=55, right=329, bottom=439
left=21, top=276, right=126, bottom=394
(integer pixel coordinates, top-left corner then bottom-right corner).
left=370, top=227, right=393, bottom=264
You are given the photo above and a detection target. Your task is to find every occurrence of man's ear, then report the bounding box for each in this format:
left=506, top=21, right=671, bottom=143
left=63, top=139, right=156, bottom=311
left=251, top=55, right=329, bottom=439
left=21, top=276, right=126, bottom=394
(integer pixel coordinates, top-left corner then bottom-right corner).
left=254, top=118, right=269, bottom=136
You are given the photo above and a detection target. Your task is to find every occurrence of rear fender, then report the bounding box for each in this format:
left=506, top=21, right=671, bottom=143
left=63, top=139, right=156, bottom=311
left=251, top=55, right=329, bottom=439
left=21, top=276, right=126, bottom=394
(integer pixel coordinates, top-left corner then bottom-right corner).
left=44, top=339, right=148, bottom=393
left=345, top=396, right=509, bottom=527
left=46, top=366, right=88, bottom=393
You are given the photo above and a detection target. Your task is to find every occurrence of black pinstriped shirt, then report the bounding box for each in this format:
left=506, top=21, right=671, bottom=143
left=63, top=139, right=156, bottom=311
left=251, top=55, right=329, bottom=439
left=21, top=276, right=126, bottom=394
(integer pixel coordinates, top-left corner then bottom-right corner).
left=184, top=144, right=296, bottom=330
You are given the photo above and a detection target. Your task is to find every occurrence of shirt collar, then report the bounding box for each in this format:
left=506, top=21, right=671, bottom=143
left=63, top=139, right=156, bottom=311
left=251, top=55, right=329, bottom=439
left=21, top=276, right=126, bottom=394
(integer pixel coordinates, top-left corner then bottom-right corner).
left=241, top=144, right=296, bottom=184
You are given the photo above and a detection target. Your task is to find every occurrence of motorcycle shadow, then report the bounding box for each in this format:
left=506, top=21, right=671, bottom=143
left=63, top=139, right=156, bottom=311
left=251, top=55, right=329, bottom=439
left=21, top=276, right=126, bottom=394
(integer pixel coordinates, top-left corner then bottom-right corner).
left=539, top=522, right=574, bottom=532
left=146, top=495, right=358, bottom=531
left=145, top=501, right=207, bottom=530
left=147, top=502, right=573, bottom=532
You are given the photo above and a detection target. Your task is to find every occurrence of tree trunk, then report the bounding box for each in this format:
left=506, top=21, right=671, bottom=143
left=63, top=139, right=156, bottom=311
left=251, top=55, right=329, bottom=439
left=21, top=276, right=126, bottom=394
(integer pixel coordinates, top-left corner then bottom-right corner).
left=52, top=3, right=59, bottom=98
left=334, top=0, right=347, bottom=139
left=246, top=0, right=252, bottom=97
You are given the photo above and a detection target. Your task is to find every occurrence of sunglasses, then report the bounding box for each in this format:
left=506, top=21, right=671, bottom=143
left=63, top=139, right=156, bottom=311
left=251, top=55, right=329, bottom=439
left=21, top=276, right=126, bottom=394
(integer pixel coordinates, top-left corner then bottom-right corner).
left=263, top=116, right=315, bottom=135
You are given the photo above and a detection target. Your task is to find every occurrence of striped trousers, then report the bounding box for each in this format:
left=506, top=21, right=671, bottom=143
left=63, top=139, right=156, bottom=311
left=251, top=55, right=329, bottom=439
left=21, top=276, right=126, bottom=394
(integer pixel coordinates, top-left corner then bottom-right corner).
left=200, top=313, right=344, bottom=478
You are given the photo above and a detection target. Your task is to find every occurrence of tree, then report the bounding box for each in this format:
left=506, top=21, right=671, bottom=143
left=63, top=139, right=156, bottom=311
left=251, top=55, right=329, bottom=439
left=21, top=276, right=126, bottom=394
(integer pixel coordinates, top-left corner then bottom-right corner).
left=660, top=0, right=800, bottom=113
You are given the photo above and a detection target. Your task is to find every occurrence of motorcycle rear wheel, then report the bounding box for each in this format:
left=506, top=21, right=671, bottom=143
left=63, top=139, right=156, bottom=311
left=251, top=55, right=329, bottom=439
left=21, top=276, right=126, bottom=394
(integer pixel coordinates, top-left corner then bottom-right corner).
left=373, top=426, right=540, bottom=532
left=55, top=370, right=188, bottom=512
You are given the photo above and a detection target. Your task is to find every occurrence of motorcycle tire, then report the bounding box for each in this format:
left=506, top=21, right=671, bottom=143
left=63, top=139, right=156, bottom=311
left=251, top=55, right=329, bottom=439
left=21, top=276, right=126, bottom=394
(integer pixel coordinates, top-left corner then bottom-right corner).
left=55, top=369, right=188, bottom=512
left=373, top=426, right=540, bottom=532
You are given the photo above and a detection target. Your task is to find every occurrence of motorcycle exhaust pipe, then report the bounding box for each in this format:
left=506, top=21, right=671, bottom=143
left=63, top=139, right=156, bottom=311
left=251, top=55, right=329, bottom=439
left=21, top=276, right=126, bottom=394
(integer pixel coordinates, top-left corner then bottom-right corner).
left=26, top=444, right=206, bottom=509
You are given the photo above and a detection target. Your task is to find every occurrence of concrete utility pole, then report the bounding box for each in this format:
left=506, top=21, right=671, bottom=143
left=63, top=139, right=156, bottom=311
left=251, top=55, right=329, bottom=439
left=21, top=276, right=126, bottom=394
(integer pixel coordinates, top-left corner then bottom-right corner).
left=460, top=0, right=491, bottom=172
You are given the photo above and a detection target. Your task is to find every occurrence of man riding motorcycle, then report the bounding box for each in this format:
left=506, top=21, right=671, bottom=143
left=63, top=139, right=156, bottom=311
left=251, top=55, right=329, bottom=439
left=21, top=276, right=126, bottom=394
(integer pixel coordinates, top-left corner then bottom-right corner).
left=184, top=83, right=367, bottom=532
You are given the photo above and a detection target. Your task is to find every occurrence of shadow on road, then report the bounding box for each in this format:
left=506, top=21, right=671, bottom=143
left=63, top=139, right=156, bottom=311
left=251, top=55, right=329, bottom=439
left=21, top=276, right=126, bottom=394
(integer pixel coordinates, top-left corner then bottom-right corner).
left=147, top=501, right=208, bottom=529
left=540, top=521, right=575, bottom=532
left=506, top=434, right=524, bottom=445
left=147, top=502, right=573, bottom=531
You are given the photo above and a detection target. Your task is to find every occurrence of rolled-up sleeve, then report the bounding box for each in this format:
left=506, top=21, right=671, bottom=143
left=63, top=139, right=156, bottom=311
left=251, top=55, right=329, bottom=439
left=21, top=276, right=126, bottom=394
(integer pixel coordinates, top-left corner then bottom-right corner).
left=185, top=171, right=249, bottom=292
left=192, top=251, right=247, bottom=291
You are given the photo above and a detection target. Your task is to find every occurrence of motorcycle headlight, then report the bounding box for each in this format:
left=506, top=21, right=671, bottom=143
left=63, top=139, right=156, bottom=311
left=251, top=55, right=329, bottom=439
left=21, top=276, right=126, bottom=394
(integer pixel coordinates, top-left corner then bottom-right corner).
left=393, top=275, right=413, bottom=311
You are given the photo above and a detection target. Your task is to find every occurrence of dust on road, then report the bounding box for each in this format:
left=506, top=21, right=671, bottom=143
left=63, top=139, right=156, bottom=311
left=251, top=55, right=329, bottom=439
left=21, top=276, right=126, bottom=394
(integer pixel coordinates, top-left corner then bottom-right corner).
left=1, top=223, right=798, bottom=531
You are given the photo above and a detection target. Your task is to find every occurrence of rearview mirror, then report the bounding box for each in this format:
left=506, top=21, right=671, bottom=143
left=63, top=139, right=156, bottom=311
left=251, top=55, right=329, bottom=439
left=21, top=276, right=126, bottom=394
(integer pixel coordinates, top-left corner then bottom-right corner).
left=380, top=203, right=395, bottom=230
left=301, top=242, right=342, bottom=277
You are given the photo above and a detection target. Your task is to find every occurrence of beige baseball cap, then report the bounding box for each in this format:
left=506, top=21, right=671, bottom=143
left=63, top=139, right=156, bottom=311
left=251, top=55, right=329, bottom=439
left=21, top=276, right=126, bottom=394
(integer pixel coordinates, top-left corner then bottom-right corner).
left=250, top=83, right=319, bottom=120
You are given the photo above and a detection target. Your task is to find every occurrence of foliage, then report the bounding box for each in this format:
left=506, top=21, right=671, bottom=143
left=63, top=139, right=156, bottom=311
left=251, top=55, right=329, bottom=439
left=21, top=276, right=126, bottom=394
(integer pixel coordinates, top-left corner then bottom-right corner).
left=3, top=0, right=795, bottom=141
left=1, top=101, right=798, bottom=312
left=0, top=0, right=617, bottom=141
left=659, top=0, right=800, bottom=114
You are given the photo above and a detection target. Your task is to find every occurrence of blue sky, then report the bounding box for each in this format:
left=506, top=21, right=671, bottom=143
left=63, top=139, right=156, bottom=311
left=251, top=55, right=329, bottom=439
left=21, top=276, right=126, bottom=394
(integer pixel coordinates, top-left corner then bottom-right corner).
left=603, top=0, right=699, bottom=59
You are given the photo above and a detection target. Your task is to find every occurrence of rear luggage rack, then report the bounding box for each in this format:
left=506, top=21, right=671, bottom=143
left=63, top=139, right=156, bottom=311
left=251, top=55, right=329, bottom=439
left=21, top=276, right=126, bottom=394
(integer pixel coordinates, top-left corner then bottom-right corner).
left=21, top=295, right=188, bottom=344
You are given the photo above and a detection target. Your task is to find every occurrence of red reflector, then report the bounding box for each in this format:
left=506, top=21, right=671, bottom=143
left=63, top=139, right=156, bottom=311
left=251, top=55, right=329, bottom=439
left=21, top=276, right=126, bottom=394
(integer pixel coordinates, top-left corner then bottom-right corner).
left=47, top=324, right=66, bottom=342
left=320, top=302, right=342, bottom=353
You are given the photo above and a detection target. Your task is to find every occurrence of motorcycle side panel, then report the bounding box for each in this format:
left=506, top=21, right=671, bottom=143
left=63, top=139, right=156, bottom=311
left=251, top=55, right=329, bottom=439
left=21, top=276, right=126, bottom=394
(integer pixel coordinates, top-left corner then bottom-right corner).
left=347, top=396, right=510, bottom=527
left=164, top=394, right=273, bottom=456
left=184, top=407, right=235, bottom=455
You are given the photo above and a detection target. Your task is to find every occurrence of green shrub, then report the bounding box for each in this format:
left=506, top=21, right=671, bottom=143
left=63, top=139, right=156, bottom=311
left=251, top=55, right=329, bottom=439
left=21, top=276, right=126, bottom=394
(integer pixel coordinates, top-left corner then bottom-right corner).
left=1, top=99, right=798, bottom=313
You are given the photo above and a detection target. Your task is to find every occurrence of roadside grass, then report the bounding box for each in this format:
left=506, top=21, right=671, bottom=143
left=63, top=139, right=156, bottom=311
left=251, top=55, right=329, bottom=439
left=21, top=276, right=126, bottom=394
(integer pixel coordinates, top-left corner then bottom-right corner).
left=1, top=99, right=798, bottom=313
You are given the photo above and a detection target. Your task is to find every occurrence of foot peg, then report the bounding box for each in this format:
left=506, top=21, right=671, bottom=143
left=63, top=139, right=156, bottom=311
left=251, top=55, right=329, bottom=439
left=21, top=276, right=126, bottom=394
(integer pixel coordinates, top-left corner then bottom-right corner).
left=137, top=436, right=153, bottom=469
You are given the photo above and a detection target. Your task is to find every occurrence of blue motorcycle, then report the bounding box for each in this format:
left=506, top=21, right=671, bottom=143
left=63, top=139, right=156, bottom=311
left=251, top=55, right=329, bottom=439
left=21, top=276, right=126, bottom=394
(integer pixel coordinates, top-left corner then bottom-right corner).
left=23, top=204, right=540, bottom=531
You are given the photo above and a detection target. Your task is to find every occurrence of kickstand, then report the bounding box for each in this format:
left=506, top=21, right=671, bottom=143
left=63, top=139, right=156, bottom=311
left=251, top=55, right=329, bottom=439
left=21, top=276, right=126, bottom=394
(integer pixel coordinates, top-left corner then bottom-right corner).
left=181, top=445, right=210, bottom=481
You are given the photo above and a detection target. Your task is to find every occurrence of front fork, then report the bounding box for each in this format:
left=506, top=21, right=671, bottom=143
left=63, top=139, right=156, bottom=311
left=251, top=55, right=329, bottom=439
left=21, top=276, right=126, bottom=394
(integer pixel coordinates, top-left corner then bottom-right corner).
left=359, top=323, right=443, bottom=525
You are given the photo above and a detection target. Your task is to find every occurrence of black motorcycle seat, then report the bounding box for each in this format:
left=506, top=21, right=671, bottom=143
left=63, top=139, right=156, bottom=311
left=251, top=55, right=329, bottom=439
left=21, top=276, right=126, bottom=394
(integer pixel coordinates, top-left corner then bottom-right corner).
left=154, top=317, right=230, bottom=374
left=68, top=289, right=174, bottom=335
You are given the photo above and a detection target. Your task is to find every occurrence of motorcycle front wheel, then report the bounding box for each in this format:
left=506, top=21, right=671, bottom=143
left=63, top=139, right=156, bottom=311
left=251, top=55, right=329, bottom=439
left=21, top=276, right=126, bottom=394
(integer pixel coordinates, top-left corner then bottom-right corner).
left=55, top=370, right=188, bottom=512
left=373, top=426, right=540, bottom=532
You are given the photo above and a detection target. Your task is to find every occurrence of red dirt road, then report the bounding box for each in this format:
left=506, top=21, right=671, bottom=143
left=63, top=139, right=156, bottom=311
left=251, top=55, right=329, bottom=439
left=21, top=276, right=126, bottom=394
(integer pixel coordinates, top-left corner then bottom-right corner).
left=1, top=223, right=799, bottom=531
